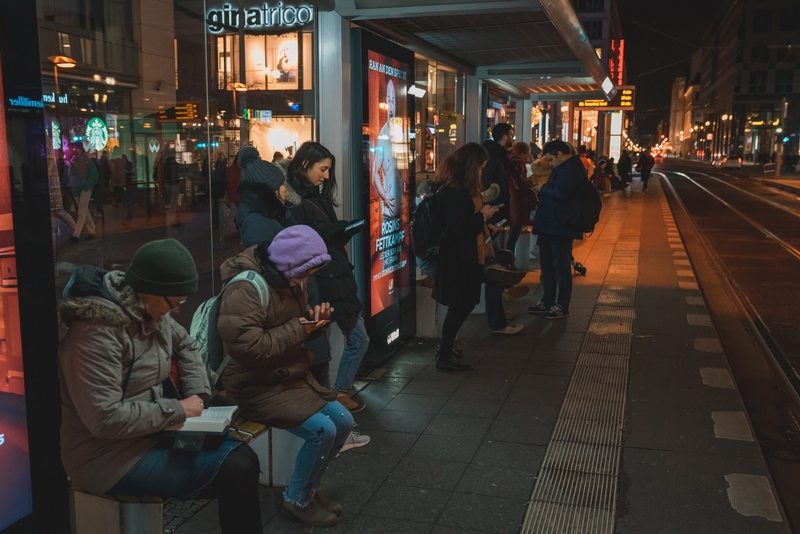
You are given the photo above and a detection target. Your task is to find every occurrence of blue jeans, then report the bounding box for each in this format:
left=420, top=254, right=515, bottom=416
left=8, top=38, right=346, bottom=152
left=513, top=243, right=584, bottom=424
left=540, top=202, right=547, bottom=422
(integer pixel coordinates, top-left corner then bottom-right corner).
left=539, top=234, right=574, bottom=310
left=284, top=401, right=354, bottom=506
left=334, top=314, right=369, bottom=393
left=485, top=278, right=508, bottom=331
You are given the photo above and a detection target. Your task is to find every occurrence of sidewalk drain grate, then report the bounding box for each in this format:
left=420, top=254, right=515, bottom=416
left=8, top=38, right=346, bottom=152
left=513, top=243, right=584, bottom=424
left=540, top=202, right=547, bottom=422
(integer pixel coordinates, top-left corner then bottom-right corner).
left=543, top=441, right=620, bottom=475
left=529, top=469, right=618, bottom=509
left=582, top=332, right=631, bottom=355
left=522, top=502, right=615, bottom=534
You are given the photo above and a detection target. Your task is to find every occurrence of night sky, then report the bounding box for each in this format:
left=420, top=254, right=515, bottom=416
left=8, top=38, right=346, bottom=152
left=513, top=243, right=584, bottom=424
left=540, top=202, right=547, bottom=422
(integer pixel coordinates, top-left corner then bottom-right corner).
left=616, top=0, right=725, bottom=137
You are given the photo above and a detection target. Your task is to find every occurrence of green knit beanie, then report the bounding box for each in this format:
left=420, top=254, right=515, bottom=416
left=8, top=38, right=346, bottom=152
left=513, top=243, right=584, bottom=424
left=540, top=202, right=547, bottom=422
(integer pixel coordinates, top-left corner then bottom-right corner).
left=125, top=239, right=199, bottom=296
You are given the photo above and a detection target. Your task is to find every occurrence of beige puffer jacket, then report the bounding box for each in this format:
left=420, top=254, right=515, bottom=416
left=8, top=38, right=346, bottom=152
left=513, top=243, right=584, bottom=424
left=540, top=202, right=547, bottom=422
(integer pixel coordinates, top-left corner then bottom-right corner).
left=58, top=271, right=210, bottom=495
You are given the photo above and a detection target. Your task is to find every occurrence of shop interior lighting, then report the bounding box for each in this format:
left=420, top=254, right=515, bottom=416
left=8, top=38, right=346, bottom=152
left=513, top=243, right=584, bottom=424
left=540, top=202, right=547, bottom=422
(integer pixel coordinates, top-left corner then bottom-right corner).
left=49, top=55, right=77, bottom=68
left=722, top=114, right=729, bottom=120
left=408, top=85, right=426, bottom=98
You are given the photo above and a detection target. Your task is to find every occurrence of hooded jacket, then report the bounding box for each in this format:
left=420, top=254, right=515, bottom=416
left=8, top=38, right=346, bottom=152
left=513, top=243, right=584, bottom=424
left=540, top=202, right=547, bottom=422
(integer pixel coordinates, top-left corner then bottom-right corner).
left=58, top=267, right=210, bottom=495
left=217, top=246, right=335, bottom=429
left=533, top=155, right=586, bottom=240
left=286, top=175, right=362, bottom=321
left=235, top=181, right=301, bottom=249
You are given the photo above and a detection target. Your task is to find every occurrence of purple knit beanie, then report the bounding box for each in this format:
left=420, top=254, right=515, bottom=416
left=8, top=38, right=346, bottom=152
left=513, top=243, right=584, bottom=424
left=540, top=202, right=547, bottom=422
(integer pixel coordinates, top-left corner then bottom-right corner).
left=267, top=226, right=331, bottom=278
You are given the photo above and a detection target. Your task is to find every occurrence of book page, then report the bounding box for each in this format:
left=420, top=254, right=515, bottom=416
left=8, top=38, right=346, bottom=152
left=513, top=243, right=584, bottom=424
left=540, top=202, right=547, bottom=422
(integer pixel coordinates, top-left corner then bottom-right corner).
left=167, top=406, right=238, bottom=432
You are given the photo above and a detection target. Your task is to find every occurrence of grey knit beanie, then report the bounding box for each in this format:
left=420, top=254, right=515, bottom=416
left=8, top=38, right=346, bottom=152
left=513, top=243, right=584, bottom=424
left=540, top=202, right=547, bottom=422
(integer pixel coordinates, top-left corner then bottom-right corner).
left=241, top=159, right=286, bottom=193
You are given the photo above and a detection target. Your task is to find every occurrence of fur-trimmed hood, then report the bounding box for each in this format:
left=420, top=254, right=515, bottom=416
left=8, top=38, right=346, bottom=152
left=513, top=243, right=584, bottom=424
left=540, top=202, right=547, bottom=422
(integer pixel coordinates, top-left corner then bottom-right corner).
left=59, top=268, right=147, bottom=331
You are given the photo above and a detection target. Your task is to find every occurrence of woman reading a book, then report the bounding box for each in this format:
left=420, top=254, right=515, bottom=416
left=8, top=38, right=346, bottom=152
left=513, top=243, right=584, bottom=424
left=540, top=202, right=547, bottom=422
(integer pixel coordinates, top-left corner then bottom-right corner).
left=217, top=226, right=354, bottom=528
left=58, top=239, right=263, bottom=534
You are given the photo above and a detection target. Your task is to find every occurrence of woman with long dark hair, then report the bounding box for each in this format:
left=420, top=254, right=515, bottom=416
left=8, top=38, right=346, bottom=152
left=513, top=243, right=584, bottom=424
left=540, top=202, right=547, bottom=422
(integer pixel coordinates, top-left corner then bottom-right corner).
left=433, top=143, right=499, bottom=370
left=286, top=142, right=370, bottom=417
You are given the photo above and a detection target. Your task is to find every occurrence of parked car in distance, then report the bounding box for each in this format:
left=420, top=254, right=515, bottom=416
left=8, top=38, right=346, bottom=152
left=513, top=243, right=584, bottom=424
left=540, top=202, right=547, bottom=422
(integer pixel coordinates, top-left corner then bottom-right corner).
left=712, top=157, right=742, bottom=168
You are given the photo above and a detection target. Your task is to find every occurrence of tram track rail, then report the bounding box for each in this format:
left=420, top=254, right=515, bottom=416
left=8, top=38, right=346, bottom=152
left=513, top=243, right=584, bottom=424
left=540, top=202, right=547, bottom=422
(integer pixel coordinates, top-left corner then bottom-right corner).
left=658, top=169, right=800, bottom=393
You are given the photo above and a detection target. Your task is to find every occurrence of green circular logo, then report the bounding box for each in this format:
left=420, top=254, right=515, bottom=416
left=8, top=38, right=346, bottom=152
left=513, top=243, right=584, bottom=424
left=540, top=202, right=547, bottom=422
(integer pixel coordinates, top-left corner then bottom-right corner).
left=86, top=117, right=109, bottom=151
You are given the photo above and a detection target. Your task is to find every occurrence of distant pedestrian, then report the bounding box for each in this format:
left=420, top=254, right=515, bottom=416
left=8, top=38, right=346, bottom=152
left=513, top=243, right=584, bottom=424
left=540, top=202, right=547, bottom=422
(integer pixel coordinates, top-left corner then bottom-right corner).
left=618, top=150, right=632, bottom=187
left=637, top=148, right=655, bottom=192
left=68, top=145, right=98, bottom=241
left=528, top=140, right=586, bottom=319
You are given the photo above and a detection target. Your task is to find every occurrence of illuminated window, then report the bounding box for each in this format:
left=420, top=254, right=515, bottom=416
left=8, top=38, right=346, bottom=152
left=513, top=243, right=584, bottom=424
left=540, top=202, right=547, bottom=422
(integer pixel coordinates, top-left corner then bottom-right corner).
left=595, top=48, right=602, bottom=59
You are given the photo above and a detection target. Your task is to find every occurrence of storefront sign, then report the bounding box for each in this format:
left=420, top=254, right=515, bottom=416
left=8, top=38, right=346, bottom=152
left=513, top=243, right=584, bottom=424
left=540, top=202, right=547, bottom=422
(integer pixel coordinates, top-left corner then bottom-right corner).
left=85, top=117, right=109, bottom=151
left=207, top=2, right=314, bottom=33
left=149, top=139, right=161, bottom=153
left=8, top=92, right=68, bottom=109
left=577, top=86, right=635, bottom=111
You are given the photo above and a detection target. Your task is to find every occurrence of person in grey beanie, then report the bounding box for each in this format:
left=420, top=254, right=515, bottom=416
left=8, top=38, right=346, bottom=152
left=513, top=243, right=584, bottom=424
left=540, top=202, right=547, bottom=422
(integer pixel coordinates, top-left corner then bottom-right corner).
left=58, top=239, right=263, bottom=533
left=235, top=147, right=302, bottom=249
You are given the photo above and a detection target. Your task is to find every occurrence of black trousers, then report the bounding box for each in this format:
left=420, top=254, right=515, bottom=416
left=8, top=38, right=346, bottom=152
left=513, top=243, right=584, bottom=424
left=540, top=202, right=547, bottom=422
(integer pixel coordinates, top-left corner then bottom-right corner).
left=641, top=169, right=652, bottom=190
left=441, top=304, right=475, bottom=357
left=197, top=444, right=262, bottom=534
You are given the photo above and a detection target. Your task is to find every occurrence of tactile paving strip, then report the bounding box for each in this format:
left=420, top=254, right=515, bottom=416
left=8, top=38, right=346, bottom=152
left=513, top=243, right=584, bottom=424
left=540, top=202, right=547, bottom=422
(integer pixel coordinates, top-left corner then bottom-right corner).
left=522, top=209, right=642, bottom=534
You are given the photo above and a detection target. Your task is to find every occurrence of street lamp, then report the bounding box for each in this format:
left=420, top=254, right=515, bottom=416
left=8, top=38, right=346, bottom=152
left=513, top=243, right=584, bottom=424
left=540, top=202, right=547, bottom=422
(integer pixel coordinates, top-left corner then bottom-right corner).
left=48, top=55, right=76, bottom=91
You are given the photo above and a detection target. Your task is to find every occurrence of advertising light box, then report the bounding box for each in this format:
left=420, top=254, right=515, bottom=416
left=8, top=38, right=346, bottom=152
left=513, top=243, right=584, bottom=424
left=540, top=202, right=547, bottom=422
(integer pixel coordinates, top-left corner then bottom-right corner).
left=351, top=30, right=416, bottom=368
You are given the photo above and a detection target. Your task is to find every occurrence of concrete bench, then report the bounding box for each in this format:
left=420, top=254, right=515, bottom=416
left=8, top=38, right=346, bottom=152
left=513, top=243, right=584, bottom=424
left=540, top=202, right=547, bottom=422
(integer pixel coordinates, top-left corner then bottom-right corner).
left=69, top=417, right=270, bottom=534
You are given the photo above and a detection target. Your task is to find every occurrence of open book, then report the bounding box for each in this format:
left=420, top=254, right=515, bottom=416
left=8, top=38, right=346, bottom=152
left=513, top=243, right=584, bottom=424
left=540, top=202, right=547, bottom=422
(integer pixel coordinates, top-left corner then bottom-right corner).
left=166, top=406, right=238, bottom=433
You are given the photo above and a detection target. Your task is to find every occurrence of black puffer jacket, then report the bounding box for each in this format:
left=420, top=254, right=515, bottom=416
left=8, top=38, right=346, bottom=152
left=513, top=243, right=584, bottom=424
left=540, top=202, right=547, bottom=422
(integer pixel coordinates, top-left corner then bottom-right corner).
left=481, top=139, right=511, bottom=220
left=286, top=175, right=362, bottom=321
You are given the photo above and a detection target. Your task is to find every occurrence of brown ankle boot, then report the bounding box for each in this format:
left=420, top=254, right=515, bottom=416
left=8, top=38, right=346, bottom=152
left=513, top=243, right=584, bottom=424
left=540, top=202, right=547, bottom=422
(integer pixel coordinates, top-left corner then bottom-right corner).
left=283, top=499, right=338, bottom=527
left=314, top=492, right=343, bottom=516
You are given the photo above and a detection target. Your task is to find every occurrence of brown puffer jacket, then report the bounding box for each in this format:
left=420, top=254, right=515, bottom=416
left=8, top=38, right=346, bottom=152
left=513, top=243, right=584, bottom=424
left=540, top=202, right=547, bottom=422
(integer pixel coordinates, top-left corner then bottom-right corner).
left=217, top=246, right=335, bottom=429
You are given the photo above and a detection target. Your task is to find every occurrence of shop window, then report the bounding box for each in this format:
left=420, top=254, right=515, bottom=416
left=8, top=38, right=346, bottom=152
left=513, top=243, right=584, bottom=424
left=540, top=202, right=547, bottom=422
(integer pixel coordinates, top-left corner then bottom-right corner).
left=243, top=33, right=300, bottom=91
left=302, top=32, right=313, bottom=91
left=58, top=32, right=72, bottom=57
left=778, top=9, right=799, bottom=31
left=216, top=35, right=237, bottom=90
left=81, top=37, right=93, bottom=66
left=572, top=0, right=604, bottom=12
left=584, top=20, right=603, bottom=40
left=775, top=70, right=794, bottom=93
left=748, top=70, right=768, bottom=93
left=752, top=9, right=772, bottom=32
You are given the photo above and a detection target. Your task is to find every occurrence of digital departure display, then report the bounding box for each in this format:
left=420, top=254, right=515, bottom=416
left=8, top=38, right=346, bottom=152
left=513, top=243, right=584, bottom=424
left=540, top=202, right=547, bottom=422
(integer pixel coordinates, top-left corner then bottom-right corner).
left=0, top=50, right=32, bottom=531
left=367, top=50, right=412, bottom=316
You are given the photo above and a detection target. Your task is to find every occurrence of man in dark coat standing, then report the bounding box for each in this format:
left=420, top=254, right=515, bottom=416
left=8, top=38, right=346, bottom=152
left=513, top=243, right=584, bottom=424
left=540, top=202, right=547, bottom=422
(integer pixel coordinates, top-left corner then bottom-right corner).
left=481, top=122, right=514, bottom=222
left=528, top=140, right=585, bottom=320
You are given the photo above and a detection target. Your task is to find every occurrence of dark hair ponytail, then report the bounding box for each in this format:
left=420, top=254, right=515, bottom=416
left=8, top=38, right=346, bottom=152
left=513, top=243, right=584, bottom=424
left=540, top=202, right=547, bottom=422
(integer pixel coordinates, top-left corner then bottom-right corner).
left=288, top=142, right=339, bottom=206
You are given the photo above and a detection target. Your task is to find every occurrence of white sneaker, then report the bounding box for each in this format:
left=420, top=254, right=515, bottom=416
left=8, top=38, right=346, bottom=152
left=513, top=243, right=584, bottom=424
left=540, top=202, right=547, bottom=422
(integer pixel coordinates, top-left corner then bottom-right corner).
left=339, top=430, right=370, bottom=454
left=490, top=323, right=524, bottom=335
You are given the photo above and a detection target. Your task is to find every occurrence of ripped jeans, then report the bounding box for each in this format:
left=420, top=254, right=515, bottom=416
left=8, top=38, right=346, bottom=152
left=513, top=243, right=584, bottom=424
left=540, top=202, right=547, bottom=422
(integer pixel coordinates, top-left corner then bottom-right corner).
left=284, top=401, right=354, bottom=506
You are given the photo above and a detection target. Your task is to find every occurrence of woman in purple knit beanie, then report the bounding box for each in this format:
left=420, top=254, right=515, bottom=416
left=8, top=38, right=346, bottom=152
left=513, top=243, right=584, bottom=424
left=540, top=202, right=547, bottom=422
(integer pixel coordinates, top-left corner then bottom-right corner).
left=216, top=224, right=354, bottom=528
left=267, top=225, right=331, bottom=279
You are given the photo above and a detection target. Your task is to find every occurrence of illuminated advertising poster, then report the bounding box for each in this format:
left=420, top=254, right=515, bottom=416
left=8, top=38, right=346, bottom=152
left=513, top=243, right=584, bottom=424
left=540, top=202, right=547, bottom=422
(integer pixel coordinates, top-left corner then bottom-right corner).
left=0, top=50, right=33, bottom=530
left=367, top=50, right=411, bottom=316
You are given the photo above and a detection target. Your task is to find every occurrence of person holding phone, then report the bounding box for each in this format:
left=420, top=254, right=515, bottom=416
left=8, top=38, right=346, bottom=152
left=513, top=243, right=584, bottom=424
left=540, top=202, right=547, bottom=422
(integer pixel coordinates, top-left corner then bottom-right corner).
left=287, top=142, right=369, bottom=414
left=433, top=143, right=501, bottom=371
left=217, top=226, right=354, bottom=528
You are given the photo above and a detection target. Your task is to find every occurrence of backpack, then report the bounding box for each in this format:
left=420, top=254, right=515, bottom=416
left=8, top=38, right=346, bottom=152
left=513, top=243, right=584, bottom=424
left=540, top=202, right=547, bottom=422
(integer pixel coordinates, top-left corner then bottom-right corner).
left=410, top=187, right=445, bottom=260
left=190, top=270, right=270, bottom=387
left=569, top=178, right=603, bottom=234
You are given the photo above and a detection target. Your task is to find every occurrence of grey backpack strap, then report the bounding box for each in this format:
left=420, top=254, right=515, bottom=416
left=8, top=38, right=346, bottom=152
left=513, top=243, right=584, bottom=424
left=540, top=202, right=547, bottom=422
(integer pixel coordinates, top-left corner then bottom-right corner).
left=215, top=271, right=270, bottom=377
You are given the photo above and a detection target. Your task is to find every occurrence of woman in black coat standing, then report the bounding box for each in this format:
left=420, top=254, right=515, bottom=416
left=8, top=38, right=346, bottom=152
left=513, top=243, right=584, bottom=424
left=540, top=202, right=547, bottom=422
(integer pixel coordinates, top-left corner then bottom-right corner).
left=433, top=143, right=499, bottom=371
left=286, top=142, right=369, bottom=414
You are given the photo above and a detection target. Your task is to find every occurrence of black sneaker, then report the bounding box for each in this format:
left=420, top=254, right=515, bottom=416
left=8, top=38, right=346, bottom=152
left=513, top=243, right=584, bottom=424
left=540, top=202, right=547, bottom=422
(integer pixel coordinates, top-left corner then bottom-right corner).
left=528, top=300, right=551, bottom=314
left=435, top=350, right=472, bottom=372
left=545, top=304, right=569, bottom=320
left=573, top=262, right=587, bottom=276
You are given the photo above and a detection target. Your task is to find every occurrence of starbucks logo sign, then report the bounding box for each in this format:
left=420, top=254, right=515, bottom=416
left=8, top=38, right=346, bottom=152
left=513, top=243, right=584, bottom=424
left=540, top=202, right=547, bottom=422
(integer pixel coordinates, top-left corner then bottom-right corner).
left=86, top=118, right=109, bottom=151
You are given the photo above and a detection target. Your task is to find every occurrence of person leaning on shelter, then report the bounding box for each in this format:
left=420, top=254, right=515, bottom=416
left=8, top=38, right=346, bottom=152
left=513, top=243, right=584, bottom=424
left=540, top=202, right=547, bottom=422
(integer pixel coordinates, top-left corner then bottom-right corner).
left=217, top=226, right=354, bottom=528
left=58, top=239, right=263, bottom=534
left=528, top=140, right=586, bottom=320
left=433, top=143, right=499, bottom=371
left=287, top=142, right=368, bottom=413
